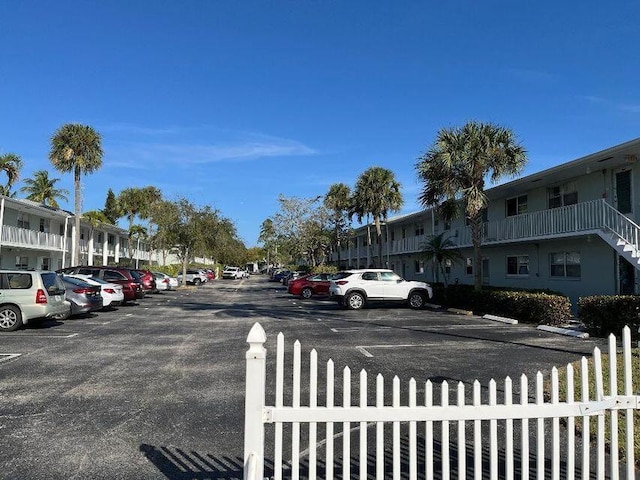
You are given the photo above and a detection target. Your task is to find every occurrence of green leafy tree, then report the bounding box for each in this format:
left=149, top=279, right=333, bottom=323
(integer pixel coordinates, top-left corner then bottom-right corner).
left=417, top=121, right=527, bottom=290
left=351, top=167, right=403, bottom=268
left=103, top=188, right=121, bottom=224
left=324, top=183, right=352, bottom=267
left=81, top=210, right=110, bottom=263
left=118, top=186, right=162, bottom=264
left=0, top=153, right=23, bottom=196
left=258, top=218, right=278, bottom=266
left=20, top=170, right=69, bottom=208
left=129, top=224, right=148, bottom=268
left=49, top=124, right=103, bottom=265
left=420, top=232, right=464, bottom=287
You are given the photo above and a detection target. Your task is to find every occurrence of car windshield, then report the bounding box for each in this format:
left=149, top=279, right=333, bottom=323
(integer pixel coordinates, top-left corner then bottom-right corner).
left=331, top=272, right=353, bottom=281
left=129, top=270, right=143, bottom=280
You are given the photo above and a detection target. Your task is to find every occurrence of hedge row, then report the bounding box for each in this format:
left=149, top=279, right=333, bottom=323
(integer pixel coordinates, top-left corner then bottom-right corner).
left=432, top=284, right=572, bottom=326
left=578, top=295, right=640, bottom=338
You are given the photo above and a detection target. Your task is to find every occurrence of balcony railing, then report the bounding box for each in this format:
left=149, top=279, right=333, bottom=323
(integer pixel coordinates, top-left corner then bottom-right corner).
left=338, top=199, right=638, bottom=258
left=1, top=225, right=65, bottom=250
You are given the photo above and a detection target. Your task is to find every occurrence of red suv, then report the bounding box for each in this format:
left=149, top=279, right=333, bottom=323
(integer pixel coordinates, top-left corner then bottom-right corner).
left=58, top=266, right=144, bottom=302
left=130, top=269, right=157, bottom=293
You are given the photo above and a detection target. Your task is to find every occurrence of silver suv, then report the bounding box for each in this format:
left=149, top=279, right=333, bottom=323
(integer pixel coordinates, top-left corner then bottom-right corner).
left=329, top=269, right=433, bottom=310
left=0, top=270, right=71, bottom=331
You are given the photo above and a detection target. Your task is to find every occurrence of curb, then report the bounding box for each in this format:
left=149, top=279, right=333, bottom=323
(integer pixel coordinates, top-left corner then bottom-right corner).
left=483, top=314, right=518, bottom=325
left=537, top=325, right=590, bottom=339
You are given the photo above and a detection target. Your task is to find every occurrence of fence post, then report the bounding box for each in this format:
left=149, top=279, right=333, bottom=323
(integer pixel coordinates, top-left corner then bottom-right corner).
left=244, top=323, right=267, bottom=480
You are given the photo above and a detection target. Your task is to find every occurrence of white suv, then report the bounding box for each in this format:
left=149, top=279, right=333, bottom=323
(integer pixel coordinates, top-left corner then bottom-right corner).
left=222, top=266, right=247, bottom=279
left=0, top=270, right=71, bottom=331
left=329, top=269, right=433, bottom=310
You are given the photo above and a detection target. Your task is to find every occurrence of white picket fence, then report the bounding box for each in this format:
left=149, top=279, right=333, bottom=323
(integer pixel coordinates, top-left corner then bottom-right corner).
left=243, top=324, right=639, bottom=480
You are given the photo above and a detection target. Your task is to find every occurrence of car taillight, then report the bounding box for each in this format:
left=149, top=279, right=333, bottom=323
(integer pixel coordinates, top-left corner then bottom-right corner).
left=163, top=279, right=169, bottom=284
left=36, top=289, right=48, bottom=304
left=335, top=280, right=349, bottom=285
left=104, top=288, right=115, bottom=294
left=73, top=288, right=93, bottom=294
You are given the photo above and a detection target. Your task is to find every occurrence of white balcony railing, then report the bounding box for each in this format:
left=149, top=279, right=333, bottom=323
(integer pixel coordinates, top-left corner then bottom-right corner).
left=1, top=225, right=65, bottom=250
left=339, top=199, right=639, bottom=258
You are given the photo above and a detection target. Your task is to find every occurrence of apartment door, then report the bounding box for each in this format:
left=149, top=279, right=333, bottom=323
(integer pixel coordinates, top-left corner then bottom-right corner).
left=481, top=258, right=490, bottom=285
left=614, top=168, right=633, bottom=217
left=618, top=256, right=636, bottom=295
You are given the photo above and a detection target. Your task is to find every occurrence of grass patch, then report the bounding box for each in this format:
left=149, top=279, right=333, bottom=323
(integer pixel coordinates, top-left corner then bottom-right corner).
left=546, top=347, right=639, bottom=467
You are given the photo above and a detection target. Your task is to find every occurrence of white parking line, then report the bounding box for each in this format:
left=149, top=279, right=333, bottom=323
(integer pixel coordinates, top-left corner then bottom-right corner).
left=0, top=333, right=79, bottom=338
left=356, top=342, right=459, bottom=357
left=0, top=354, right=22, bottom=363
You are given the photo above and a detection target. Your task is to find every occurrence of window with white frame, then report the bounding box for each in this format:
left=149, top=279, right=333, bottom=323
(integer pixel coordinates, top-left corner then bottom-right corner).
left=59, top=223, right=64, bottom=236
left=41, top=257, right=51, bottom=270
left=414, top=260, right=424, bottom=274
left=548, top=182, right=578, bottom=209
left=465, top=257, right=473, bottom=275
left=17, top=213, right=30, bottom=229
left=507, top=255, right=529, bottom=276
left=415, top=224, right=424, bottom=236
left=15, top=256, right=28, bottom=269
left=108, top=234, right=115, bottom=246
left=506, top=195, right=528, bottom=217
left=39, top=218, right=50, bottom=233
left=550, top=252, right=581, bottom=278
left=445, top=259, right=452, bottom=274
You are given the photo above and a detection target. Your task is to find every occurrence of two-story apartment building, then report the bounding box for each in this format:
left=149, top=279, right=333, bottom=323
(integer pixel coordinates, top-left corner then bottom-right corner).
left=334, top=138, right=640, bottom=306
left=0, top=197, right=151, bottom=270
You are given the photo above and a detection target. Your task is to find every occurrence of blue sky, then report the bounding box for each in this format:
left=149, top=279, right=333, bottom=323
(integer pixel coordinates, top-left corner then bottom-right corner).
left=1, top=1, right=639, bottom=246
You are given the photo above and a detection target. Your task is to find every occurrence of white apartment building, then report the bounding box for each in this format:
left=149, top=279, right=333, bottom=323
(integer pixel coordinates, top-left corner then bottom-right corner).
left=333, top=138, right=640, bottom=306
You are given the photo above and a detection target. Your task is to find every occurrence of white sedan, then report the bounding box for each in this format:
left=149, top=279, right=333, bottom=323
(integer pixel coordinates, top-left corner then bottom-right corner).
left=153, top=272, right=178, bottom=291
left=61, top=274, right=125, bottom=308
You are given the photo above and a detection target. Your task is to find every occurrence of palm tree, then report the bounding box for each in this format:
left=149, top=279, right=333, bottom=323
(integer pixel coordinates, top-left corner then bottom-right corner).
left=0, top=153, right=23, bottom=195
left=324, top=183, right=352, bottom=268
left=49, top=124, right=103, bottom=266
left=119, top=186, right=162, bottom=265
left=351, top=167, right=403, bottom=268
left=129, top=224, right=148, bottom=268
left=417, top=121, right=527, bottom=291
left=81, top=210, right=110, bottom=264
left=420, top=232, right=464, bottom=287
left=20, top=170, right=69, bottom=208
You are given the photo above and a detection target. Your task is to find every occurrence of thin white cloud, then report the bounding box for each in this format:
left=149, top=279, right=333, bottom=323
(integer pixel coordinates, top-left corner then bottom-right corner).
left=579, top=95, right=640, bottom=114
left=98, top=123, right=184, bottom=136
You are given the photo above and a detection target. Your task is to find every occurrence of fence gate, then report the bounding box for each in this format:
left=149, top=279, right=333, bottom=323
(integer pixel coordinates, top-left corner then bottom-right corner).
left=243, top=324, right=639, bottom=480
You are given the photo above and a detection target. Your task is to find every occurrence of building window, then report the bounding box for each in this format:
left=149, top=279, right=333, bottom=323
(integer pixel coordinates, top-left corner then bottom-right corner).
left=507, top=255, right=529, bottom=276
left=445, top=259, right=452, bottom=274
left=59, top=223, right=65, bottom=236
left=17, top=213, right=30, bottom=229
left=39, top=218, right=50, bottom=233
left=550, top=252, right=581, bottom=278
left=401, top=227, right=406, bottom=239
left=414, top=260, right=424, bottom=274
left=15, top=256, right=28, bottom=269
left=465, top=257, right=473, bottom=275
left=548, top=182, right=578, bottom=209
left=506, top=195, right=528, bottom=217
left=97, top=233, right=104, bottom=243
left=444, top=220, right=451, bottom=230
left=390, top=230, right=395, bottom=241
left=415, top=224, right=424, bottom=236
left=41, top=257, right=51, bottom=270
left=108, top=234, right=115, bottom=246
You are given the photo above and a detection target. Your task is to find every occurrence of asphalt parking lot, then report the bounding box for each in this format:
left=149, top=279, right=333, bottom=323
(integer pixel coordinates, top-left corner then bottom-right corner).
left=0, top=275, right=608, bottom=479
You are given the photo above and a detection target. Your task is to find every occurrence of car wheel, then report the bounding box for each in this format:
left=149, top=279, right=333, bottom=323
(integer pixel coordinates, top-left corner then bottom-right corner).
left=301, top=287, right=313, bottom=299
left=193, top=278, right=202, bottom=286
left=345, top=292, right=365, bottom=310
left=408, top=291, right=426, bottom=309
left=0, top=305, right=23, bottom=332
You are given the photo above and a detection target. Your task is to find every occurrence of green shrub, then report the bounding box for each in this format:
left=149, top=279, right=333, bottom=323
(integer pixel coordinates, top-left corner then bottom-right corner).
left=578, top=295, right=640, bottom=338
left=432, top=284, right=572, bottom=325
left=312, top=264, right=338, bottom=274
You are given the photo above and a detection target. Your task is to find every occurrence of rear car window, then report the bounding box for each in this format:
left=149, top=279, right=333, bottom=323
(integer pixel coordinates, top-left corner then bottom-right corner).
left=331, top=272, right=353, bottom=281
left=6, top=273, right=32, bottom=289
left=129, top=270, right=142, bottom=280
left=41, top=272, right=66, bottom=295
left=104, top=270, right=127, bottom=282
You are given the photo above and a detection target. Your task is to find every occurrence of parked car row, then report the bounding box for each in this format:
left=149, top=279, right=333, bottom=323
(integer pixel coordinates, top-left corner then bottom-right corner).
left=284, top=268, right=434, bottom=310
left=0, top=266, right=181, bottom=332
left=176, top=268, right=215, bottom=285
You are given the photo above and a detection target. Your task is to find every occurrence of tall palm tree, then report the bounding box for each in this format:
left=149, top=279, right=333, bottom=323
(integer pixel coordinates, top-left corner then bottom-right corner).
left=0, top=153, right=23, bottom=195
left=49, top=123, right=103, bottom=266
left=324, top=183, right=351, bottom=267
left=417, top=121, right=527, bottom=291
left=351, top=167, right=403, bottom=268
left=20, top=170, right=69, bottom=208
left=420, top=232, right=464, bottom=287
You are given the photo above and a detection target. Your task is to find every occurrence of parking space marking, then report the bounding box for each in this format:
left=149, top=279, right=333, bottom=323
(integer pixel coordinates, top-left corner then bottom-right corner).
left=0, top=333, right=79, bottom=338
left=0, top=354, right=22, bottom=363
left=356, top=341, right=472, bottom=357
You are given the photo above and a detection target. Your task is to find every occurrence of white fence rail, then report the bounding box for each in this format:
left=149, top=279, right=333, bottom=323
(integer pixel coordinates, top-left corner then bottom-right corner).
left=1, top=224, right=65, bottom=250
left=244, top=324, right=639, bottom=480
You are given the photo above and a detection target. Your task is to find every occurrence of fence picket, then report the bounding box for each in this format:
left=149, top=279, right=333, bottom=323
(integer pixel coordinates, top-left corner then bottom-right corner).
left=457, top=382, right=466, bottom=480
left=608, top=334, right=619, bottom=480
left=473, top=380, right=481, bottom=480
left=536, top=372, right=544, bottom=480
left=274, top=333, right=284, bottom=480
left=442, top=380, right=450, bottom=480
left=426, top=380, right=434, bottom=480
left=594, top=348, right=605, bottom=480
left=343, top=367, right=351, bottom=480
left=566, top=364, right=575, bottom=480
left=326, top=359, right=334, bottom=480
left=489, top=379, right=498, bottom=480
left=393, top=376, right=400, bottom=480
left=521, top=374, right=529, bottom=480
left=551, top=368, right=560, bottom=480
left=505, top=377, right=513, bottom=480
left=360, top=370, right=367, bottom=480
left=309, top=349, right=317, bottom=480
left=376, top=374, right=384, bottom=480
left=622, top=327, right=635, bottom=480
left=409, top=378, right=417, bottom=480
left=580, top=357, right=590, bottom=480
left=292, top=341, right=301, bottom=480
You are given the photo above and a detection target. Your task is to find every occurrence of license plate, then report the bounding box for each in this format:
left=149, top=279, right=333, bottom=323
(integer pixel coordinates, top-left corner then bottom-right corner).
left=54, top=295, right=63, bottom=302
